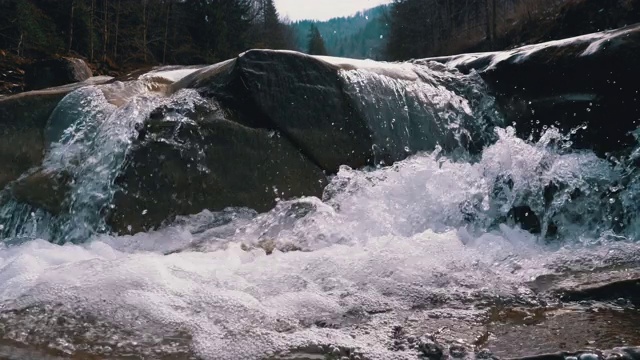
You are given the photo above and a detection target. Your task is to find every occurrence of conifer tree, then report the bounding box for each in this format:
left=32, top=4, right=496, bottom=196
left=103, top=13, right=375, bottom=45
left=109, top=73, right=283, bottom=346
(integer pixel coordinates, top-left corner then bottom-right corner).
left=307, top=25, right=327, bottom=55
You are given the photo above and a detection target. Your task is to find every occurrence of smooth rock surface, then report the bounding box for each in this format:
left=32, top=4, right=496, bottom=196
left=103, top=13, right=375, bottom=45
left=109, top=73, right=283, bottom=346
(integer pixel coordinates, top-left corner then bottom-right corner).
left=0, top=78, right=113, bottom=190
left=175, top=51, right=373, bottom=172
left=175, top=50, right=499, bottom=173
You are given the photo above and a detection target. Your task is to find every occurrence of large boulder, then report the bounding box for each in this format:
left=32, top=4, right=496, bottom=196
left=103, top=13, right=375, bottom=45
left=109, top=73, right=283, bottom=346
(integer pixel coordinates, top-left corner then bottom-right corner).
left=427, top=24, right=640, bottom=156
left=0, top=89, right=69, bottom=189
left=174, top=53, right=372, bottom=172
left=174, top=50, right=499, bottom=173
left=25, top=57, right=92, bottom=91
left=106, top=100, right=327, bottom=234
left=0, top=78, right=112, bottom=190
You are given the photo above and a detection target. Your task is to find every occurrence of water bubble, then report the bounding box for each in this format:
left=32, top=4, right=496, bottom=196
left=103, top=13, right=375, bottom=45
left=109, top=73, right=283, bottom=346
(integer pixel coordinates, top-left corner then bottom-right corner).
left=404, top=146, right=411, bottom=152
left=609, top=198, right=616, bottom=204
left=142, top=209, right=148, bottom=215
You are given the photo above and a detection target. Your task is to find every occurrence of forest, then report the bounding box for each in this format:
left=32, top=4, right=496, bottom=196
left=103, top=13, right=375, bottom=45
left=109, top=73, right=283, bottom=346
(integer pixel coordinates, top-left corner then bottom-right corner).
left=290, top=6, right=389, bottom=60
left=0, top=0, right=297, bottom=69
left=0, top=0, right=639, bottom=74
left=384, top=0, right=640, bottom=59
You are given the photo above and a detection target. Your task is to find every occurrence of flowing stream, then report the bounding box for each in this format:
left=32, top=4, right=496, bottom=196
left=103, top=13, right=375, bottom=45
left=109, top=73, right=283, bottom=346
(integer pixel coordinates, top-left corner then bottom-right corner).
left=0, top=60, right=638, bottom=359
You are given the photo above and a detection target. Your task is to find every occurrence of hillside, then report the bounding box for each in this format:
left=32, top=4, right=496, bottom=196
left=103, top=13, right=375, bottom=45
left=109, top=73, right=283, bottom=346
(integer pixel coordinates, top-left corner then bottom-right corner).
left=290, top=5, right=389, bottom=59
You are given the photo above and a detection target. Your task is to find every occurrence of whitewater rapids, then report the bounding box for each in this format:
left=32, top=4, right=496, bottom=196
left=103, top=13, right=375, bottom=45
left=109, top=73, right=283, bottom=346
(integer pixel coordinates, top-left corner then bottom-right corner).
left=0, top=124, right=639, bottom=359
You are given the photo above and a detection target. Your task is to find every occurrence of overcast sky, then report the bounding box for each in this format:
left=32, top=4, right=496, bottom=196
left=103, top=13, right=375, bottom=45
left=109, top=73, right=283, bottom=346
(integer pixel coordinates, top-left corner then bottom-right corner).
left=275, top=0, right=393, bottom=21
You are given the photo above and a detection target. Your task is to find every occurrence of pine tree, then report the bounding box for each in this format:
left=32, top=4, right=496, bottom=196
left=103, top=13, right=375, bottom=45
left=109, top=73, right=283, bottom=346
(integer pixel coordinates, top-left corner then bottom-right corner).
left=306, top=25, right=327, bottom=55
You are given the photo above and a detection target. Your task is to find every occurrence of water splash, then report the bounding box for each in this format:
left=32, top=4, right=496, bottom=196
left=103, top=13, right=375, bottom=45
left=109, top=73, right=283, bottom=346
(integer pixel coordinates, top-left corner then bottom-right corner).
left=0, top=59, right=638, bottom=358
left=0, top=82, right=210, bottom=243
left=339, top=62, right=500, bottom=165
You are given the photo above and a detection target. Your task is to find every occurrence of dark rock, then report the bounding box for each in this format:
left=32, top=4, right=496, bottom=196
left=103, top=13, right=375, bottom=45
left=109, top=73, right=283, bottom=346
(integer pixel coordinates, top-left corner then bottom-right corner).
left=175, top=52, right=373, bottom=173
left=507, top=206, right=542, bottom=234
left=25, top=58, right=92, bottom=91
left=0, top=89, right=69, bottom=189
left=428, top=24, right=640, bottom=157
left=0, top=79, right=111, bottom=190
left=477, top=348, right=495, bottom=359
left=503, top=349, right=640, bottom=360
left=175, top=50, right=499, bottom=173
left=419, top=338, right=445, bottom=360
left=449, top=343, right=467, bottom=358
left=560, top=277, right=640, bottom=305
left=10, top=168, right=72, bottom=215
left=106, top=102, right=327, bottom=234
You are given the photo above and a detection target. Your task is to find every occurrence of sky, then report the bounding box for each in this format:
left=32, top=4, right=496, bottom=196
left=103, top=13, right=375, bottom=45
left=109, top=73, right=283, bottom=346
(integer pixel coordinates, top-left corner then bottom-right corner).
left=274, top=0, right=393, bottom=21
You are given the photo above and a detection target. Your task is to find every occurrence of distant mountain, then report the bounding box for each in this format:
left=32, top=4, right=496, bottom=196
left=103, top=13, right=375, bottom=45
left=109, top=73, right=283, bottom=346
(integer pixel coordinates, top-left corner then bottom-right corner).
left=290, top=5, right=390, bottom=60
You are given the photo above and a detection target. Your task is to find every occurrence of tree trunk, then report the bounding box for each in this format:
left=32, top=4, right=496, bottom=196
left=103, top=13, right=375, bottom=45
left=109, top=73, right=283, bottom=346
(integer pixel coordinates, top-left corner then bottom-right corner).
left=492, top=0, right=497, bottom=43
left=68, top=0, right=74, bottom=54
left=142, top=0, right=148, bottom=63
left=103, top=0, right=108, bottom=62
left=114, top=0, right=120, bottom=60
left=163, top=0, right=171, bottom=64
left=90, top=0, right=95, bottom=61
left=485, top=0, right=493, bottom=42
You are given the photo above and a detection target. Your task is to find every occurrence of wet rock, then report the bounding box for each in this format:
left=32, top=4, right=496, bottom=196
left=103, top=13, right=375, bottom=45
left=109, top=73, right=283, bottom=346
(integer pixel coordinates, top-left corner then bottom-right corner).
left=449, top=343, right=468, bottom=358
left=106, top=103, right=327, bottom=234
left=560, top=277, right=640, bottom=305
left=419, top=338, right=445, bottom=360
left=174, top=52, right=372, bottom=173
left=0, top=89, right=70, bottom=189
left=10, top=168, right=72, bottom=215
left=476, top=348, right=495, bottom=359
left=0, top=78, right=111, bottom=190
left=175, top=50, right=498, bottom=173
left=25, top=58, right=92, bottom=91
left=429, top=24, right=640, bottom=157
left=507, top=206, right=542, bottom=234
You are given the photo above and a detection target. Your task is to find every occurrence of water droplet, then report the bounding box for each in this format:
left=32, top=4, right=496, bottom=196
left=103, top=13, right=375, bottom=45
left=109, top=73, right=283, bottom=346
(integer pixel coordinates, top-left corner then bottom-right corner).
left=586, top=108, right=591, bottom=112
left=609, top=198, right=616, bottom=204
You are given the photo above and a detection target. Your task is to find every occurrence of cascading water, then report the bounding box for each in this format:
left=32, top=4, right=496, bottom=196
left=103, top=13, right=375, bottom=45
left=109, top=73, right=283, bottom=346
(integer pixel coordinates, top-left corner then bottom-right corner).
left=0, top=57, right=638, bottom=359
left=0, top=77, right=211, bottom=243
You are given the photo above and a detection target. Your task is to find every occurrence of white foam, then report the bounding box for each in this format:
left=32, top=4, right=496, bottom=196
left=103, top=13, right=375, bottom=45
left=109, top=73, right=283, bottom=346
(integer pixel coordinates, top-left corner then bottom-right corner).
left=0, top=127, right=635, bottom=359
